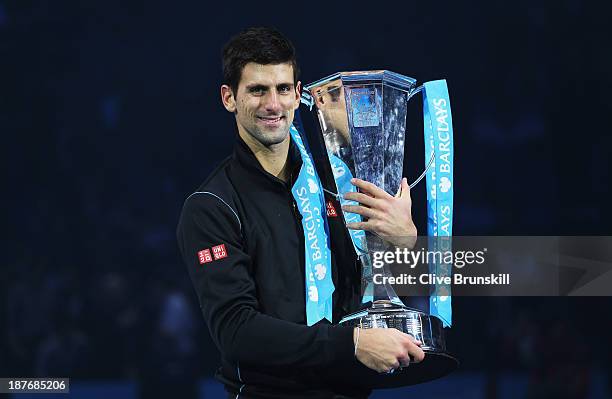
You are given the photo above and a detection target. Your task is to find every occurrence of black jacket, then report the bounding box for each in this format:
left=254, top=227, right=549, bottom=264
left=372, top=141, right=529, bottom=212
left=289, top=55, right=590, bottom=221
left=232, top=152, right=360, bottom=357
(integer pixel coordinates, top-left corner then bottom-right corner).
left=177, top=134, right=370, bottom=398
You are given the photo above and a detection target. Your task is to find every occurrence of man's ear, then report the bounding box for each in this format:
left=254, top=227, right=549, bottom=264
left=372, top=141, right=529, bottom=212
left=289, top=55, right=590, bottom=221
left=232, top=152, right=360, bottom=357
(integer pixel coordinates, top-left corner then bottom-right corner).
left=221, top=85, right=236, bottom=113
left=312, top=88, right=325, bottom=108
left=293, top=81, right=302, bottom=110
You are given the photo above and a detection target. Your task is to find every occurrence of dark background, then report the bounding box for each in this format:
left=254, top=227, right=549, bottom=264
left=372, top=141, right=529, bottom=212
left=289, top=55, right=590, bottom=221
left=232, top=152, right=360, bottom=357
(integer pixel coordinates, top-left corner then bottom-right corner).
left=2, top=1, right=611, bottom=398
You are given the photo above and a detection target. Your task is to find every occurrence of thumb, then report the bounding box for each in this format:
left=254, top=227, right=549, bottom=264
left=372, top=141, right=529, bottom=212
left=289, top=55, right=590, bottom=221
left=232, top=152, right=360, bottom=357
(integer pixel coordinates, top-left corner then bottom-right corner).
left=399, top=177, right=411, bottom=200
left=395, top=177, right=406, bottom=197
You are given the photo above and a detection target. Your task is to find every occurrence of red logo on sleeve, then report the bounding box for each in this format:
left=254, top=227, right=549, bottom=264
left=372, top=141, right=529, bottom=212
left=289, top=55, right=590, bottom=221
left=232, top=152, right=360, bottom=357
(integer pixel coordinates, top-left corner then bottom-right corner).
left=326, top=201, right=338, bottom=217
left=198, top=249, right=213, bottom=264
left=212, top=244, right=228, bottom=260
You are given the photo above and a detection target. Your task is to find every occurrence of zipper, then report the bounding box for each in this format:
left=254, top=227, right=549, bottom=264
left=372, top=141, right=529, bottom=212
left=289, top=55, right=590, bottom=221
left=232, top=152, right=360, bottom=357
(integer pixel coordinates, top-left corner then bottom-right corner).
left=289, top=191, right=306, bottom=299
left=291, top=197, right=302, bottom=222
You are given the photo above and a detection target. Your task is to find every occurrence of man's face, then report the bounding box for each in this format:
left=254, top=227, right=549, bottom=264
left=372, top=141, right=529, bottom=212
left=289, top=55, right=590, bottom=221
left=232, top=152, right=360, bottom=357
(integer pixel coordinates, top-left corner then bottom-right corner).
left=221, top=62, right=300, bottom=147
left=316, top=84, right=349, bottom=139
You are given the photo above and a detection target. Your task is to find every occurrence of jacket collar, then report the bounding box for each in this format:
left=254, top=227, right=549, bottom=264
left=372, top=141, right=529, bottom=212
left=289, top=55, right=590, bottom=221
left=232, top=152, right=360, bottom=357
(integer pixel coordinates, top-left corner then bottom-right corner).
left=232, top=134, right=302, bottom=188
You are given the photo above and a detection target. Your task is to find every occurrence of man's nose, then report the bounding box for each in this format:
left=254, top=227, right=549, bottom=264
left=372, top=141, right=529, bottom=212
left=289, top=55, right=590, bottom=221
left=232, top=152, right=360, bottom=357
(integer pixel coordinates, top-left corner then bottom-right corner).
left=262, top=91, right=282, bottom=113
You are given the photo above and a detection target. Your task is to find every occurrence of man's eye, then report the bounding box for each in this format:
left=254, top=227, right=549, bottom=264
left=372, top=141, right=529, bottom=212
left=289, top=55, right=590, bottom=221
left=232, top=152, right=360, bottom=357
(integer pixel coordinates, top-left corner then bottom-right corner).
left=250, top=88, right=265, bottom=95
left=278, top=85, right=291, bottom=93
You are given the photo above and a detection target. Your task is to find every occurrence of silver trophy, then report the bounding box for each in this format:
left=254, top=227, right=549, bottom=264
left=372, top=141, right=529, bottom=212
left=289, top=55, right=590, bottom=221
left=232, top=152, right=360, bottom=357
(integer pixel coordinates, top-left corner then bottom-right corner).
left=302, top=71, right=458, bottom=388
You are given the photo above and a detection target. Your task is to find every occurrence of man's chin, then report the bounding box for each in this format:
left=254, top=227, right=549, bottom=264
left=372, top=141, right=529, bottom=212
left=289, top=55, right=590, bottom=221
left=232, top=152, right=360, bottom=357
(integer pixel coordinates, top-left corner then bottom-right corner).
left=257, top=127, right=290, bottom=146
left=263, top=135, right=289, bottom=147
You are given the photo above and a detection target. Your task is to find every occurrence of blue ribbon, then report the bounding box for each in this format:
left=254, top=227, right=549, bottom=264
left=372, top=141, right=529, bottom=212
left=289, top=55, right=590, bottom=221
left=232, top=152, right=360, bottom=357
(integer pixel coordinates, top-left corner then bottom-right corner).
left=422, top=80, right=454, bottom=328
left=289, top=125, right=335, bottom=326
left=327, top=154, right=372, bottom=304
left=327, top=154, right=366, bottom=256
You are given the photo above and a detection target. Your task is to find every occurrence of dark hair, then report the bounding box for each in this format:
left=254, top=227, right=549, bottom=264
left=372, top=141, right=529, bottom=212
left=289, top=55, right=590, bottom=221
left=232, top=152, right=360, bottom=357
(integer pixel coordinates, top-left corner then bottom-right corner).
left=222, top=27, right=299, bottom=94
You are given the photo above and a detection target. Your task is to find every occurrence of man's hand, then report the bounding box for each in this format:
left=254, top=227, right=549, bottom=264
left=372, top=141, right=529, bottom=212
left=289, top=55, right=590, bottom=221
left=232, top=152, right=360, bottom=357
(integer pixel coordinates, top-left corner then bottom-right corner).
left=353, top=327, right=425, bottom=373
left=342, top=177, right=417, bottom=248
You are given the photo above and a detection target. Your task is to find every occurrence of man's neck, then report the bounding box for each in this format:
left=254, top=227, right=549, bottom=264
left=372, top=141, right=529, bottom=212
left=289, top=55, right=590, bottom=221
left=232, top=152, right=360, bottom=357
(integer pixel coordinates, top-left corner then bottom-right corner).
left=239, top=130, right=291, bottom=182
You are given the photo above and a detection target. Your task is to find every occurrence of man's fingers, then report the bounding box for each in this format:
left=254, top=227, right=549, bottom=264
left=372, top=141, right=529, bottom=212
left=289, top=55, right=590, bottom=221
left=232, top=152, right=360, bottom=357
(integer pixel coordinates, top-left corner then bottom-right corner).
left=342, top=205, right=378, bottom=219
left=346, top=221, right=370, bottom=231
left=407, top=346, right=425, bottom=363
left=402, top=333, right=425, bottom=363
left=351, top=178, right=392, bottom=199
left=388, top=359, right=400, bottom=372
left=398, top=353, right=411, bottom=367
left=342, top=192, right=378, bottom=208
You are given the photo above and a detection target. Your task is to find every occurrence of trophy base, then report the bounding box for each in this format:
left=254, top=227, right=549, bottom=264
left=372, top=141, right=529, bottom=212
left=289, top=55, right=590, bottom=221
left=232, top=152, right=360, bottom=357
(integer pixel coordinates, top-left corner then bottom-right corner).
left=339, top=301, right=458, bottom=388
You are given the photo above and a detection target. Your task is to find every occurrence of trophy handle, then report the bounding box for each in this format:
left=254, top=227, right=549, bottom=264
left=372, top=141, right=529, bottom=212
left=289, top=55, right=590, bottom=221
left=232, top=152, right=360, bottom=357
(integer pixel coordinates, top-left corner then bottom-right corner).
left=410, top=152, right=435, bottom=189
left=406, top=85, right=435, bottom=189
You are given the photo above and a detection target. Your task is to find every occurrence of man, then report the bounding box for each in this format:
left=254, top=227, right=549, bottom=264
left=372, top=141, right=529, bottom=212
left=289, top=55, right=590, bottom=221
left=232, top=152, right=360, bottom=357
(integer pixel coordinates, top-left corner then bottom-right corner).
left=177, top=27, right=424, bottom=399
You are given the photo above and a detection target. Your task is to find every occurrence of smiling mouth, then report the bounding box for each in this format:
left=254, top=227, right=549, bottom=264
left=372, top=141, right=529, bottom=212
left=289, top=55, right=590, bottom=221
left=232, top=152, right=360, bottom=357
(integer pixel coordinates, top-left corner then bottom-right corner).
left=257, top=116, right=284, bottom=124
